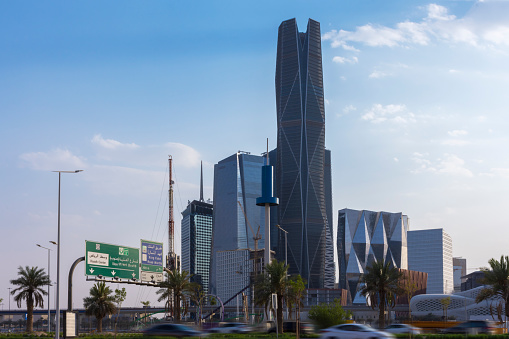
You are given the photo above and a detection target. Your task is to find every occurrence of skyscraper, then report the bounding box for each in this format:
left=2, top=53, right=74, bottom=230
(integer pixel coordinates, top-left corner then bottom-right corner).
left=337, top=209, right=409, bottom=303
left=209, top=151, right=266, bottom=294
left=181, top=162, right=213, bottom=294
left=408, top=228, right=454, bottom=294
left=274, top=18, right=332, bottom=288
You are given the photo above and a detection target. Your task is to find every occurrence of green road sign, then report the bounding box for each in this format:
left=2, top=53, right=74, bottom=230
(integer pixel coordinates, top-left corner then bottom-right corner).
left=140, top=239, right=164, bottom=283
left=85, top=241, right=140, bottom=280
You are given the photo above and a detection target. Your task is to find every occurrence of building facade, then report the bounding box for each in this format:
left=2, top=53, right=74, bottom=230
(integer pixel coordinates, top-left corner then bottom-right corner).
left=453, top=257, right=467, bottom=292
left=274, top=18, right=333, bottom=288
left=408, top=229, right=454, bottom=294
left=181, top=199, right=213, bottom=294
left=210, top=152, right=266, bottom=294
left=337, top=209, right=409, bottom=304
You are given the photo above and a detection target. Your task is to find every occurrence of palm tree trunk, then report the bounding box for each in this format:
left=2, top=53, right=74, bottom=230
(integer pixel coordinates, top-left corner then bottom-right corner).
left=277, top=295, right=283, bottom=334
left=97, top=316, right=103, bottom=333
left=379, top=293, right=386, bottom=329
left=175, top=293, right=181, bottom=322
left=27, top=299, right=34, bottom=333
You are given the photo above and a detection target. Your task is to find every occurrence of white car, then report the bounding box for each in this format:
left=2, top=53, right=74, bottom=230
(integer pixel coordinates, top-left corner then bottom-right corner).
left=320, top=323, right=395, bottom=339
left=384, top=324, right=422, bottom=334
left=208, top=322, right=251, bottom=334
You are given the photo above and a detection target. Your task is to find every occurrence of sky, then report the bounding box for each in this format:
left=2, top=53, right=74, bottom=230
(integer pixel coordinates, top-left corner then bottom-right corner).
left=1, top=0, right=509, bottom=310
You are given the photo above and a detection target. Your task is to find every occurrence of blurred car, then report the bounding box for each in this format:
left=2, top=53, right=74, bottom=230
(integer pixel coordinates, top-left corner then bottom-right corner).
left=268, top=321, right=314, bottom=334
left=320, top=323, right=395, bottom=339
left=208, top=322, right=251, bottom=334
left=143, top=323, right=204, bottom=337
left=384, top=324, right=422, bottom=334
left=441, top=320, right=495, bottom=335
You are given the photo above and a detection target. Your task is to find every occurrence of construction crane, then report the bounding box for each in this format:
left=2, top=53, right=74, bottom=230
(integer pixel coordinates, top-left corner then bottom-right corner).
left=166, top=155, right=180, bottom=271
left=237, top=201, right=262, bottom=274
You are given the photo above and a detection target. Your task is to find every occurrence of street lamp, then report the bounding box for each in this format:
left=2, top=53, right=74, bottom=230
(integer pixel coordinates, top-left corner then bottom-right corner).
left=53, top=170, right=82, bottom=339
left=36, top=244, right=52, bottom=332
left=276, top=225, right=288, bottom=266
left=8, top=287, right=11, bottom=331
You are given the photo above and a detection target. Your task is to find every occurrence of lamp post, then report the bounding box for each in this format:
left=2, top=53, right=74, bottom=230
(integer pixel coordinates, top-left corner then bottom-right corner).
left=276, top=225, right=288, bottom=266
left=8, top=287, right=11, bottom=331
left=53, top=170, right=82, bottom=339
left=36, top=244, right=52, bottom=332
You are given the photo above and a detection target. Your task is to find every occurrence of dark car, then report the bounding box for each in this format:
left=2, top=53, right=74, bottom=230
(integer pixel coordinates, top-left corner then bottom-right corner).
left=441, top=320, right=495, bottom=335
left=143, top=323, right=203, bottom=337
left=268, top=321, right=314, bottom=334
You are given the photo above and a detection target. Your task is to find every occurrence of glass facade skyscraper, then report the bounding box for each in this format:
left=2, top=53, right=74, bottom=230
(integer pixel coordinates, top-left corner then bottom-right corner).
left=181, top=199, right=213, bottom=295
left=274, top=18, right=332, bottom=288
left=337, top=209, right=409, bottom=304
left=209, top=152, right=265, bottom=294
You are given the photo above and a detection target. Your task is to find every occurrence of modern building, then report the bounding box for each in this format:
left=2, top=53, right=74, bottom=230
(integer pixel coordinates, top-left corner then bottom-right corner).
left=215, top=248, right=273, bottom=306
left=337, top=209, right=409, bottom=304
left=408, top=229, right=454, bottom=294
left=453, top=257, right=467, bottom=292
left=410, top=285, right=499, bottom=321
left=461, top=271, right=485, bottom=291
left=273, top=18, right=334, bottom=288
left=395, top=269, right=428, bottom=305
left=181, top=162, right=213, bottom=294
left=210, top=151, right=266, bottom=294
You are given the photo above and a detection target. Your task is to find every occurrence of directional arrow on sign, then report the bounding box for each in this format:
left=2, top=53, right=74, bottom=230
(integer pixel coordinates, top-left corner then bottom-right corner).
left=89, top=268, right=94, bottom=274
left=111, top=270, right=116, bottom=276
left=132, top=272, right=136, bottom=278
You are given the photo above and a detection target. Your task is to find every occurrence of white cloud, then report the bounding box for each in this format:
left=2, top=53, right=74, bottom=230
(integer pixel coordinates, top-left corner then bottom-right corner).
left=343, top=105, right=357, bottom=113
left=411, top=152, right=473, bottom=177
left=92, top=134, right=139, bottom=150
left=394, top=157, right=399, bottom=162
left=332, top=56, right=358, bottom=64
left=361, top=104, right=416, bottom=124
left=481, top=168, right=509, bottom=178
left=442, top=139, right=470, bottom=146
left=19, top=149, right=86, bottom=171
left=437, top=154, right=473, bottom=177
left=163, top=142, right=201, bottom=168
left=323, top=2, right=509, bottom=50
left=369, top=70, right=390, bottom=79
left=448, top=130, right=468, bottom=137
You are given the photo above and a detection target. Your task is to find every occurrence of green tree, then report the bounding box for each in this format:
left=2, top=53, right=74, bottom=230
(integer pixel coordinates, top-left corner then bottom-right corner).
left=360, top=260, right=403, bottom=329
left=156, top=269, right=193, bottom=322
left=400, top=277, right=418, bottom=320
left=10, top=266, right=50, bottom=333
left=254, top=260, right=289, bottom=334
left=476, top=255, right=509, bottom=327
left=287, top=275, right=306, bottom=339
left=113, top=287, right=126, bottom=336
left=308, top=299, right=352, bottom=329
left=83, top=282, right=117, bottom=332
left=440, top=296, right=451, bottom=322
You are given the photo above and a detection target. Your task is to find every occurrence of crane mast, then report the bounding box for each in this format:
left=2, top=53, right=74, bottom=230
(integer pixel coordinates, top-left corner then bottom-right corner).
left=166, top=155, right=180, bottom=271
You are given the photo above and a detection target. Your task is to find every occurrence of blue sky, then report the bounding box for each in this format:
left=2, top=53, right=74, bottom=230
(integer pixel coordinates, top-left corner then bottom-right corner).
left=2, top=0, right=509, bottom=309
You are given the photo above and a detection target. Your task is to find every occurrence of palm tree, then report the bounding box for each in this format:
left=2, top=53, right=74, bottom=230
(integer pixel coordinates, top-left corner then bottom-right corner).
left=360, top=260, right=403, bottom=329
left=476, top=256, right=509, bottom=327
left=10, top=266, right=50, bottom=333
left=254, top=260, right=289, bottom=334
left=156, top=269, right=193, bottom=322
left=83, top=282, right=116, bottom=332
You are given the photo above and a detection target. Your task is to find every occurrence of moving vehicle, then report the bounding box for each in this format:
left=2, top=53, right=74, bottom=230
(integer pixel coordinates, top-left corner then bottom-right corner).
left=208, top=322, right=251, bottom=334
left=143, top=323, right=204, bottom=337
left=268, top=321, right=314, bottom=334
left=441, top=320, right=495, bottom=335
left=320, top=323, right=395, bottom=339
left=384, top=324, right=421, bottom=334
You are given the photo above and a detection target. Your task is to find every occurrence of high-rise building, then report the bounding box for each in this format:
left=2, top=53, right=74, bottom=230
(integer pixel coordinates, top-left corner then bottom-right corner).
left=408, top=229, right=454, bottom=294
left=181, top=162, right=213, bottom=294
left=337, top=209, right=409, bottom=304
left=453, top=257, right=467, bottom=292
left=209, top=151, right=266, bottom=294
left=274, top=18, right=333, bottom=288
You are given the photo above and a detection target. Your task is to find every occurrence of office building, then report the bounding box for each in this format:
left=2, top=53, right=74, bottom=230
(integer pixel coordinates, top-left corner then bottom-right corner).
left=453, top=257, right=467, bottom=292
left=408, top=229, right=454, bottom=294
left=181, top=163, right=213, bottom=294
left=210, top=152, right=266, bottom=294
left=337, top=209, right=409, bottom=304
left=274, top=18, right=334, bottom=288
